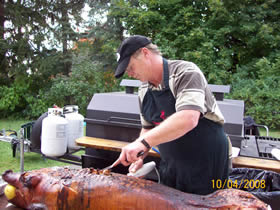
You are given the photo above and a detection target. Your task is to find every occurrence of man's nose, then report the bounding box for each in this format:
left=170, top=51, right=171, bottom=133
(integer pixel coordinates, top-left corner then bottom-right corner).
left=127, top=69, right=133, bottom=76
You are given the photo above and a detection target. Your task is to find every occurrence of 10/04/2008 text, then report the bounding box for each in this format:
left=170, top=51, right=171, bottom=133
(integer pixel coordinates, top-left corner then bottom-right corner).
left=211, top=179, right=266, bottom=189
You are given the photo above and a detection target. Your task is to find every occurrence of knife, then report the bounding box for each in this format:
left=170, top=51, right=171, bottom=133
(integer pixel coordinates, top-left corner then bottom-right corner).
left=101, top=150, right=144, bottom=170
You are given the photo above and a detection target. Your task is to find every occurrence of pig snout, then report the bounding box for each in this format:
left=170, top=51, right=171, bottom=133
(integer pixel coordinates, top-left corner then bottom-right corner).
left=2, top=170, right=21, bottom=188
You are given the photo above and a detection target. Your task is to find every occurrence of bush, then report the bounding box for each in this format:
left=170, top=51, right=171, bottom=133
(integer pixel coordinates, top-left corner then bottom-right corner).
left=230, top=57, right=280, bottom=129
left=40, top=60, right=120, bottom=117
left=0, top=82, right=29, bottom=118
left=24, top=91, right=51, bottom=119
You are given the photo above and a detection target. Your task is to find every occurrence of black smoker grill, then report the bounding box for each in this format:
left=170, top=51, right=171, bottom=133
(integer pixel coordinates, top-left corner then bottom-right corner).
left=82, top=80, right=250, bottom=174
left=240, top=136, right=280, bottom=159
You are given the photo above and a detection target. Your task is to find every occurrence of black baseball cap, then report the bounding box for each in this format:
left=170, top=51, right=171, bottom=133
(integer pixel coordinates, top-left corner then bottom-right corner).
left=115, top=35, right=152, bottom=78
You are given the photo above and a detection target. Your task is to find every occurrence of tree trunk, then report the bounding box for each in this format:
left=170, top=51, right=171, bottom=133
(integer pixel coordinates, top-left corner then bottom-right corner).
left=61, top=0, right=72, bottom=76
left=0, top=0, right=8, bottom=85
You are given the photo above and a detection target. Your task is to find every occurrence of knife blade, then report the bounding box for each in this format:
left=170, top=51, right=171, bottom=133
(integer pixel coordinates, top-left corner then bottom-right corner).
left=101, top=150, right=144, bottom=170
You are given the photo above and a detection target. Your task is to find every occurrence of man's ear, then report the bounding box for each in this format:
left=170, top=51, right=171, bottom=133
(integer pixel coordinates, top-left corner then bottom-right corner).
left=141, top=47, right=150, bottom=57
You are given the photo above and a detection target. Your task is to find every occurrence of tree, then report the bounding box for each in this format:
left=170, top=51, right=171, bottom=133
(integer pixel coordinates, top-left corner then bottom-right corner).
left=84, top=0, right=125, bottom=72
left=47, top=0, right=86, bottom=75
left=0, top=0, right=86, bottom=118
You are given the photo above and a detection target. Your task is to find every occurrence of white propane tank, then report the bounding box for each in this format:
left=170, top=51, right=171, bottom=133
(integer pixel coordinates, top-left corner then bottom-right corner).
left=41, top=108, right=68, bottom=157
left=64, top=105, right=84, bottom=150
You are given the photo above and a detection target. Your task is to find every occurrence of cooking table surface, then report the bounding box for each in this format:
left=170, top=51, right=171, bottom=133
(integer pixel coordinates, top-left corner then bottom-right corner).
left=76, top=136, right=160, bottom=157
left=76, top=136, right=280, bottom=173
left=232, top=156, right=280, bottom=173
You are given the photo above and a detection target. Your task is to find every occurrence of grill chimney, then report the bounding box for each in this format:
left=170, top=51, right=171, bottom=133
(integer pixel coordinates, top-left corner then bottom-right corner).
left=120, top=79, right=141, bottom=94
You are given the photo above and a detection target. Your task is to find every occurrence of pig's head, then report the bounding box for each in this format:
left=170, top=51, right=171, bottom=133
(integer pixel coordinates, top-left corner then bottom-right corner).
left=2, top=170, right=43, bottom=209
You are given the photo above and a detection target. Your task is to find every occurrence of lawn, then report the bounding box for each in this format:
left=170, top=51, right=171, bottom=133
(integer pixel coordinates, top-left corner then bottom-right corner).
left=259, top=128, right=280, bottom=138
left=0, top=119, right=84, bottom=174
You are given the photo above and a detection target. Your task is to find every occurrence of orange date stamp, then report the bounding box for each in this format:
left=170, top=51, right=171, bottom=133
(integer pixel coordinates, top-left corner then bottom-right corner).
left=211, top=179, right=266, bottom=189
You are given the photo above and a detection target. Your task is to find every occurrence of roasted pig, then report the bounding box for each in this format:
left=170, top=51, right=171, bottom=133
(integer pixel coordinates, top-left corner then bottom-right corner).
left=2, top=167, right=268, bottom=210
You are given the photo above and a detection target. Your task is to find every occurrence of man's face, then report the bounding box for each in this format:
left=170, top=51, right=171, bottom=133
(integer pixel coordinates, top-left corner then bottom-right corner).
left=126, top=50, right=149, bottom=81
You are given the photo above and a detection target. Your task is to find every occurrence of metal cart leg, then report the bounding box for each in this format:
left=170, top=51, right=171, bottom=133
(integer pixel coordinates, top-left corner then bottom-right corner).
left=20, top=128, right=24, bottom=173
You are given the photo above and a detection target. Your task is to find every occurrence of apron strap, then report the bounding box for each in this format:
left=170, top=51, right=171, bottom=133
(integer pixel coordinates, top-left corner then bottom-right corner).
left=162, top=58, right=169, bottom=89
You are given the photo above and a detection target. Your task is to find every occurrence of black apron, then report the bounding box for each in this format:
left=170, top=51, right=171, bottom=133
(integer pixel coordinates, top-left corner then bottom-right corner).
left=141, top=58, right=229, bottom=195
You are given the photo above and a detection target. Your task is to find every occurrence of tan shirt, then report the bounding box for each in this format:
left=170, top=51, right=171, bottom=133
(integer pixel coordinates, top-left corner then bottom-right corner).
left=138, top=60, right=225, bottom=128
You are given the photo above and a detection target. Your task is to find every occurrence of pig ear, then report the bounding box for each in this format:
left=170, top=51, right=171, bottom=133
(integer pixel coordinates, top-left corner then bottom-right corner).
left=20, top=173, right=42, bottom=188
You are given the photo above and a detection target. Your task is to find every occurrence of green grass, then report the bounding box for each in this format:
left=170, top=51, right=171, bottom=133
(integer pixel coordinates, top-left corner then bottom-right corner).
left=0, top=119, right=30, bottom=133
left=0, top=119, right=84, bottom=174
left=0, top=141, right=73, bottom=174
left=259, top=128, right=280, bottom=138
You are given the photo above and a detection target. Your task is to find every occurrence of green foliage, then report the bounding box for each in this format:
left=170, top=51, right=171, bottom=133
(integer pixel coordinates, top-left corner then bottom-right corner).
left=231, top=55, right=280, bottom=129
left=0, top=81, right=29, bottom=118
left=40, top=49, right=121, bottom=116
left=85, top=0, right=123, bottom=71
left=24, top=90, right=51, bottom=119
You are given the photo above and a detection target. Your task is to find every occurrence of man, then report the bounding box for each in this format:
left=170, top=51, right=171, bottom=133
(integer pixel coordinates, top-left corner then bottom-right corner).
left=113, top=35, right=229, bottom=195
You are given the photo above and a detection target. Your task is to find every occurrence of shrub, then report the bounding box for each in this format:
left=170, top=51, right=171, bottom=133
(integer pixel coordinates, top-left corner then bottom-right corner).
left=40, top=60, right=120, bottom=117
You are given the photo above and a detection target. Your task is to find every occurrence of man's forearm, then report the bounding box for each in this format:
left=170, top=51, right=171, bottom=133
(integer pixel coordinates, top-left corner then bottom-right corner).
left=139, top=128, right=150, bottom=137
left=137, top=110, right=200, bottom=147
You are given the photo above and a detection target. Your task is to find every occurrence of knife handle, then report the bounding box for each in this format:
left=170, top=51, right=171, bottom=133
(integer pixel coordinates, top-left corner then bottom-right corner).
left=127, top=161, right=156, bottom=177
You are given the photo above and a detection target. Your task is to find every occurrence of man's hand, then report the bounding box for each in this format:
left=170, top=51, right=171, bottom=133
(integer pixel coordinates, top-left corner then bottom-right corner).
left=116, top=140, right=147, bottom=166
left=129, top=158, right=144, bottom=173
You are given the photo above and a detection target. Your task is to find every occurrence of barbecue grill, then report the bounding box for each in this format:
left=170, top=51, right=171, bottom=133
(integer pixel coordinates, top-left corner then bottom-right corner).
left=82, top=79, right=248, bottom=173
left=240, top=136, right=280, bottom=159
